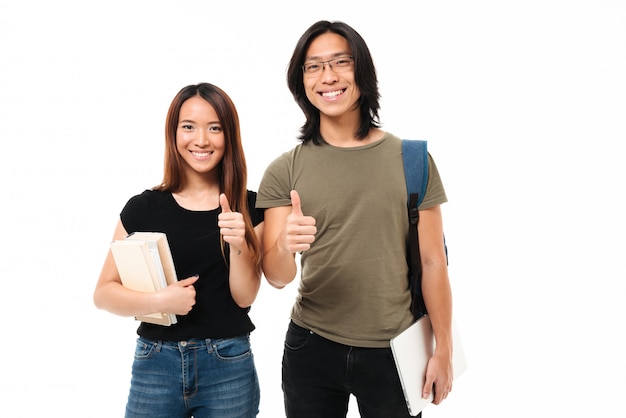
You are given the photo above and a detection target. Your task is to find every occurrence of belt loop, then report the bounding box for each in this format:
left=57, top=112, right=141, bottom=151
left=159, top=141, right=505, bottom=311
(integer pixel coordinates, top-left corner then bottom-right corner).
left=205, top=337, right=215, bottom=353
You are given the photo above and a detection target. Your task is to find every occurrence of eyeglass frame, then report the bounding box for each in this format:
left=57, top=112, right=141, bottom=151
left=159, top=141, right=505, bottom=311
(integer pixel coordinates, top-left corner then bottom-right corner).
left=301, top=56, right=354, bottom=76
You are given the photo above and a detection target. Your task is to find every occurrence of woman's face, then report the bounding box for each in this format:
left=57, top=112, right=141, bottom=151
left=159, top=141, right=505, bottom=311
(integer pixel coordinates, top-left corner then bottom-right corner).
left=176, top=95, right=225, bottom=176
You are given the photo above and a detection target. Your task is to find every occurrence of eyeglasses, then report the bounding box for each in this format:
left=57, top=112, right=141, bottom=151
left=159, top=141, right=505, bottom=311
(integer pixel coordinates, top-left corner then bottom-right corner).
left=302, top=56, right=354, bottom=76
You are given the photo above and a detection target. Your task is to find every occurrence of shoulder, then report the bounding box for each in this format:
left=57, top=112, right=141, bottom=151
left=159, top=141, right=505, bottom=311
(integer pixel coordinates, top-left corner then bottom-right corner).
left=120, top=189, right=184, bottom=233
left=121, top=190, right=172, bottom=220
left=258, top=145, right=300, bottom=190
left=267, top=144, right=303, bottom=166
left=371, top=132, right=402, bottom=155
left=382, top=131, right=401, bottom=142
left=124, top=189, right=167, bottom=208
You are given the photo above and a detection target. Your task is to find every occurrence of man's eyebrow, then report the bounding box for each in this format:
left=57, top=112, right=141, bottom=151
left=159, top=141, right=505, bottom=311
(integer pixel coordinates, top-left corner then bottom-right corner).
left=304, top=52, right=352, bottom=62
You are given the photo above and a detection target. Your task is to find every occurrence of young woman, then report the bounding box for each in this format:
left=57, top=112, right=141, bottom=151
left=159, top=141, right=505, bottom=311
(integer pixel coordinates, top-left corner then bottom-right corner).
left=256, top=21, right=454, bottom=417
left=94, top=83, right=263, bottom=418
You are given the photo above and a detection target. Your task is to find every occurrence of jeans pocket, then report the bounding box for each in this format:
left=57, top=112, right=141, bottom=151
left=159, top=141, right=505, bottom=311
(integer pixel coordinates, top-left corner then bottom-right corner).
left=133, top=337, right=156, bottom=360
left=284, top=321, right=312, bottom=351
left=213, top=335, right=252, bottom=361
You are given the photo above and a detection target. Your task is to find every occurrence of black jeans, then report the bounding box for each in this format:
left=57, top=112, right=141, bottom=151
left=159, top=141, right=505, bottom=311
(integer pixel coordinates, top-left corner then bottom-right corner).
left=282, top=320, right=420, bottom=418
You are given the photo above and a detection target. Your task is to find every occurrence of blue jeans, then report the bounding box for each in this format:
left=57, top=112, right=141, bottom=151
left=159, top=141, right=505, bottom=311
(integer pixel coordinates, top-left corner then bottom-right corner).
left=125, top=335, right=259, bottom=418
left=282, top=321, right=419, bottom=418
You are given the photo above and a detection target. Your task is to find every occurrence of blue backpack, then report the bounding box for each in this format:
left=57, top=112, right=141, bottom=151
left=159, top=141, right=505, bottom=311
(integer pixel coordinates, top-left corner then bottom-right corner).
left=401, top=139, right=447, bottom=320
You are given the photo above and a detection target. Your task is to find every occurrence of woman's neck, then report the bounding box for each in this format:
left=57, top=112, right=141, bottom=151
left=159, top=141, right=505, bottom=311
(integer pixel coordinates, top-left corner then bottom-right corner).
left=172, top=177, right=221, bottom=211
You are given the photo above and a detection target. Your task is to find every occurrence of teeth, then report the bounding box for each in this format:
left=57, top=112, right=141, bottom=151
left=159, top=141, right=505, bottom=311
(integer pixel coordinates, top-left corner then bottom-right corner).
left=322, top=90, right=343, bottom=98
left=192, top=151, right=210, bottom=157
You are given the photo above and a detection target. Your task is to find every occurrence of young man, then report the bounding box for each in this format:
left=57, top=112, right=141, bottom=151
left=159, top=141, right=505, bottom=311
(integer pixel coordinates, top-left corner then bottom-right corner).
left=257, top=20, right=454, bottom=417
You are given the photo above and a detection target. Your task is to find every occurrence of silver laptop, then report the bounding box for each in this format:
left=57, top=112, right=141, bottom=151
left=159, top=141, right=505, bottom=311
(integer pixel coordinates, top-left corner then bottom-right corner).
left=390, top=315, right=468, bottom=416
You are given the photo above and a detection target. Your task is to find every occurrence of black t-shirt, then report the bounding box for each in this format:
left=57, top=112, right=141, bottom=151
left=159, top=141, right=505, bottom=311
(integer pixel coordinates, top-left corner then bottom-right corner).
left=120, top=189, right=264, bottom=341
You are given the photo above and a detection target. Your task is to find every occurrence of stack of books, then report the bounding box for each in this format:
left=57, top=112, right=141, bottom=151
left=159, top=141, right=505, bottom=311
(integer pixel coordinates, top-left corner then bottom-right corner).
left=110, top=232, right=178, bottom=326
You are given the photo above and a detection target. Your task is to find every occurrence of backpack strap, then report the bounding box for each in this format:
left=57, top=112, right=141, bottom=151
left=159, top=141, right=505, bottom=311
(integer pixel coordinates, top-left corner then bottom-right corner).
left=401, top=139, right=429, bottom=318
left=402, top=139, right=429, bottom=210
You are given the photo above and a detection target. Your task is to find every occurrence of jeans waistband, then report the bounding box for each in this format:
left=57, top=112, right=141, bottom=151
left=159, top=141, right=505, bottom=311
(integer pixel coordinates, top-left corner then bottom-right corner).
left=139, top=335, right=249, bottom=352
left=160, top=338, right=208, bottom=349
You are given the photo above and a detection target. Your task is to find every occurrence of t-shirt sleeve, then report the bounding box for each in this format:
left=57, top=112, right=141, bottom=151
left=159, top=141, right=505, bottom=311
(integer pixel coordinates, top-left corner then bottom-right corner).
left=120, top=190, right=153, bottom=233
left=256, top=151, right=294, bottom=209
left=246, top=190, right=264, bottom=227
left=419, top=153, right=448, bottom=209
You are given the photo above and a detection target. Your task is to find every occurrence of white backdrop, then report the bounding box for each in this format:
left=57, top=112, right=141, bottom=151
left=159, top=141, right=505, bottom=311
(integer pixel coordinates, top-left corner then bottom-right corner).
left=1, top=1, right=625, bottom=417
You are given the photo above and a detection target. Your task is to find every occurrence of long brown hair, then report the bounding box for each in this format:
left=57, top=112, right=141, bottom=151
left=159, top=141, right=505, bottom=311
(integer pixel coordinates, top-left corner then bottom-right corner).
left=155, top=83, right=261, bottom=269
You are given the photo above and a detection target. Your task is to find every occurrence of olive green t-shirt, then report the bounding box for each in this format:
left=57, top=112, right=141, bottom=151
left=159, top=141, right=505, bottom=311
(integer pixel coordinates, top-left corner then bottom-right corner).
left=256, top=132, right=447, bottom=347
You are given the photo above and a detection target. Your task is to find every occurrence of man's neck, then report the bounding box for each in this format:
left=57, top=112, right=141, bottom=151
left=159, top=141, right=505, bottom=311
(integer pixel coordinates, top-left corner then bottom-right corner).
left=319, top=111, right=361, bottom=146
left=320, top=121, right=384, bottom=148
